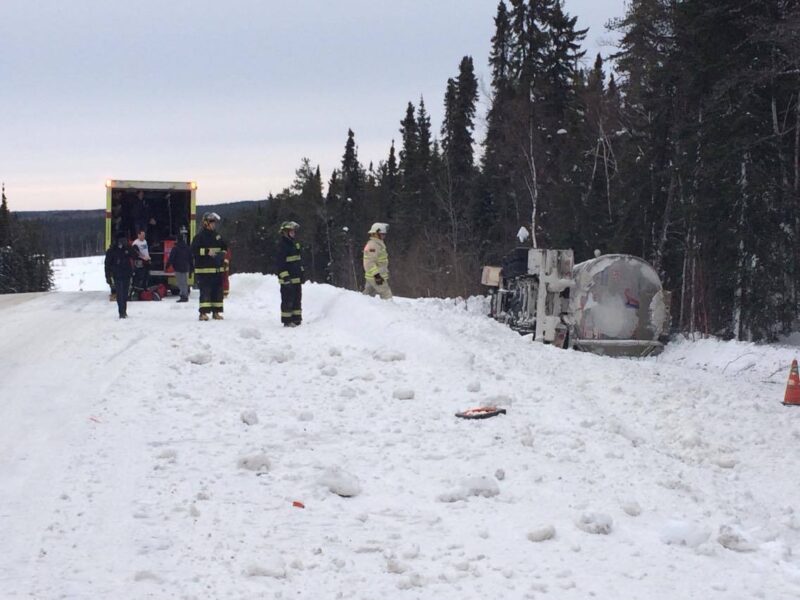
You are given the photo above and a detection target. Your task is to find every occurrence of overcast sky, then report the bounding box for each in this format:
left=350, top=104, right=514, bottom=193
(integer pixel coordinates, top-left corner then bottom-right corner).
left=0, top=0, right=625, bottom=211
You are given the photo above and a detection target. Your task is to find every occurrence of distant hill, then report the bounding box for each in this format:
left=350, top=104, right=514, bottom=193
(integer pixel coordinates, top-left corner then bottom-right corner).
left=17, top=200, right=267, bottom=258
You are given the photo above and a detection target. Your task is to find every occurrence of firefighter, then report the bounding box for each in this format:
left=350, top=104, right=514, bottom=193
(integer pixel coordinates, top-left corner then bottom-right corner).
left=276, top=221, right=304, bottom=327
left=191, top=212, right=227, bottom=321
left=362, top=222, right=392, bottom=299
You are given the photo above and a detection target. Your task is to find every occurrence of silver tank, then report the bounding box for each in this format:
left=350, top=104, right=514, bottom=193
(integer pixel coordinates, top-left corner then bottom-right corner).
left=569, top=254, right=670, bottom=356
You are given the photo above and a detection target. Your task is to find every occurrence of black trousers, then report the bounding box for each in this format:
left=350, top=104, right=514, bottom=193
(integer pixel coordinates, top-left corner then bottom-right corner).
left=198, top=273, right=224, bottom=314
left=115, top=276, right=130, bottom=317
left=280, top=283, right=302, bottom=324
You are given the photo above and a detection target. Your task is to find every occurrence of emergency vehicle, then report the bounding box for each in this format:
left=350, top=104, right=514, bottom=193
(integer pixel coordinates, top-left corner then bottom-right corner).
left=104, top=180, right=197, bottom=291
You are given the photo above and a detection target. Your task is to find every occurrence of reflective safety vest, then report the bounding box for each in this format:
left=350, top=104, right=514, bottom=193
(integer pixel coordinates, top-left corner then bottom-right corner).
left=276, top=235, right=304, bottom=285
left=191, top=227, right=228, bottom=275
left=363, top=237, right=389, bottom=280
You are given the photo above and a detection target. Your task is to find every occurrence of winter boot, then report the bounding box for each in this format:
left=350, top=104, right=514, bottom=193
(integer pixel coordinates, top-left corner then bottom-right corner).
left=199, top=312, right=210, bottom=321
left=212, top=312, right=224, bottom=320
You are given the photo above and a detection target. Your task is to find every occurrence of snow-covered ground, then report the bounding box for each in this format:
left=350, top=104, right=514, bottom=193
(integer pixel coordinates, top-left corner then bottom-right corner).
left=3, top=257, right=800, bottom=599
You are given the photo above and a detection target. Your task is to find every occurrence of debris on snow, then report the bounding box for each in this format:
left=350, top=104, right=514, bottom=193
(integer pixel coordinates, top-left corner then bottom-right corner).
left=240, top=410, right=259, bottom=426
left=237, top=452, right=271, bottom=472
left=576, top=512, right=613, bottom=535
left=319, top=466, right=361, bottom=498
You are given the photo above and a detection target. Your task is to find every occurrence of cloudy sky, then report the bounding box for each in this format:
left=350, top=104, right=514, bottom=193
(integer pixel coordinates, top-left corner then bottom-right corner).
left=1, top=1, right=625, bottom=211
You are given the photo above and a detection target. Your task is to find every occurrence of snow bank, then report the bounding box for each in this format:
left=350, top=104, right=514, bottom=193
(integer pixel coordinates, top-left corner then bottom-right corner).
left=1, top=260, right=799, bottom=599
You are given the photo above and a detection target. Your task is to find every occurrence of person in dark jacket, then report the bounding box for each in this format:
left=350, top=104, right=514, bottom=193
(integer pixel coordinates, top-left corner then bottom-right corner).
left=166, top=233, right=193, bottom=302
left=276, top=221, right=304, bottom=327
left=191, top=212, right=227, bottom=321
left=106, top=235, right=135, bottom=318
left=104, top=242, right=117, bottom=301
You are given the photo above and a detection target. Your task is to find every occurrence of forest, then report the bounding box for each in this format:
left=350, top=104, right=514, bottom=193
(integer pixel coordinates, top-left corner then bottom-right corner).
left=227, top=0, right=800, bottom=341
left=5, top=0, right=800, bottom=342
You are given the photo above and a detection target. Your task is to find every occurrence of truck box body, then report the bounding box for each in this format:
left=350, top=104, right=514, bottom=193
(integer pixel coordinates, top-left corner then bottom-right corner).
left=105, top=180, right=197, bottom=288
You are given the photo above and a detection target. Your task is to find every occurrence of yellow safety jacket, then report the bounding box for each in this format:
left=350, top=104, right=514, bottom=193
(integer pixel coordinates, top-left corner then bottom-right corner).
left=363, top=237, right=389, bottom=281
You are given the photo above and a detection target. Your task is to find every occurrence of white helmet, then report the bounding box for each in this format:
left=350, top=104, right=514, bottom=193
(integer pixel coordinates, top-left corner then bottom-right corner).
left=368, top=222, right=389, bottom=234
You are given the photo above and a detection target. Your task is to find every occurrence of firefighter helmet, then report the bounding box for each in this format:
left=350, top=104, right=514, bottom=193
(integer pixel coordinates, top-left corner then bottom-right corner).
left=279, top=220, right=300, bottom=233
left=203, top=211, right=221, bottom=224
left=368, top=222, right=389, bottom=234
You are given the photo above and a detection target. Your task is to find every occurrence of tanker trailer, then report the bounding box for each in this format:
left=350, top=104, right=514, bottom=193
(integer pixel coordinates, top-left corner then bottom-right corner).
left=569, top=254, right=670, bottom=357
left=482, top=249, right=670, bottom=357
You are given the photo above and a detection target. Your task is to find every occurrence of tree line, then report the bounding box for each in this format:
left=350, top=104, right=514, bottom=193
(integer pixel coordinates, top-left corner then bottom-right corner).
left=7, top=0, right=800, bottom=342
left=227, top=0, right=800, bottom=341
left=0, top=185, right=52, bottom=293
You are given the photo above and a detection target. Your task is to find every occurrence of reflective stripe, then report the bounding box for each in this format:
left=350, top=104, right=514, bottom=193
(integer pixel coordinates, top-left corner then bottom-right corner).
left=286, top=255, right=301, bottom=262
left=281, top=311, right=292, bottom=317
left=210, top=302, right=224, bottom=308
left=195, top=267, right=222, bottom=274
left=291, top=310, right=302, bottom=316
left=290, top=278, right=301, bottom=284
left=200, top=302, right=214, bottom=308
left=279, top=270, right=290, bottom=278
left=199, top=247, right=223, bottom=256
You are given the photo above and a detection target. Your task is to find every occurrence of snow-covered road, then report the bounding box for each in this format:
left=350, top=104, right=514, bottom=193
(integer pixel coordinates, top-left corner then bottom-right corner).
left=2, top=261, right=800, bottom=598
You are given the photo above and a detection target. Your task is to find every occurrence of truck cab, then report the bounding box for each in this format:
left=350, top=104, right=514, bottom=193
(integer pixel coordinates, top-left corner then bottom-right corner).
left=105, top=180, right=197, bottom=290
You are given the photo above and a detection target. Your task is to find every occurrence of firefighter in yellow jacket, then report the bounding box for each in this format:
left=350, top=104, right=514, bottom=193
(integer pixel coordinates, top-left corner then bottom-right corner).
left=362, top=222, right=392, bottom=300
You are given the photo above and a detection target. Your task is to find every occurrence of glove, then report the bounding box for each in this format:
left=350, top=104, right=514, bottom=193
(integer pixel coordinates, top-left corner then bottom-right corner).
left=208, top=248, right=217, bottom=257
left=374, top=274, right=384, bottom=285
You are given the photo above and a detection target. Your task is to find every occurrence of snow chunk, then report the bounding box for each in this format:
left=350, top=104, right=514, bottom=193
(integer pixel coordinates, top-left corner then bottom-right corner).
left=392, top=388, right=415, bottom=400
left=717, top=525, right=756, bottom=553
left=622, top=501, right=642, bottom=517
left=462, top=476, right=500, bottom=498
left=238, top=328, right=261, bottom=340
left=438, top=476, right=499, bottom=502
left=244, top=556, right=286, bottom=578
left=237, top=453, right=271, bottom=472
left=660, top=520, right=711, bottom=548
left=319, top=466, right=361, bottom=498
left=527, top=525, right=556, bottom=542
left=575, top=512, right=613, bottom=535
left=374, top=349, right=406, bottom=362
left=186, top=352, right=212, bottom=365
left=713, top=456, right=738, bottom=469
left=483, top=394, right=512, bottom=408
left=240, top=411, right=259, bottom=426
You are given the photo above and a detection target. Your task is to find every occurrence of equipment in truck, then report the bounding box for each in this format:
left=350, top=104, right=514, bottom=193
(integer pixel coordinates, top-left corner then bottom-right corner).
left=105, top=180, right=197, bottom=294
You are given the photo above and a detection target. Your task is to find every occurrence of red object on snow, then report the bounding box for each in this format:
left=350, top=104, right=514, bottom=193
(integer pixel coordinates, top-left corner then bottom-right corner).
left=292, top=501, right=305, bottom=509
left=455, top=406, right=507, bottom=420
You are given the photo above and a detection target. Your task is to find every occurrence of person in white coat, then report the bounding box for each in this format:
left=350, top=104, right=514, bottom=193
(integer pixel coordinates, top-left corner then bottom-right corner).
left=362, top=222, right=392, bottom=300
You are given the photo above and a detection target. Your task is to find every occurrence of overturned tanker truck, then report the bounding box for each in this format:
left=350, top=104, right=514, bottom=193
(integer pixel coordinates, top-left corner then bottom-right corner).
left=481, top=248, right=671, bottom=357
